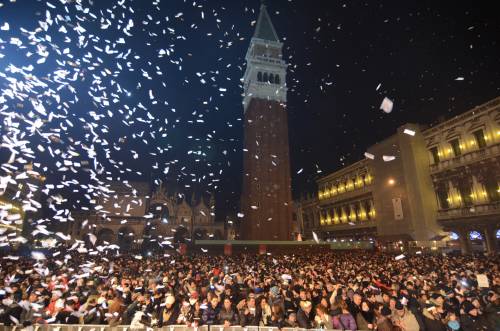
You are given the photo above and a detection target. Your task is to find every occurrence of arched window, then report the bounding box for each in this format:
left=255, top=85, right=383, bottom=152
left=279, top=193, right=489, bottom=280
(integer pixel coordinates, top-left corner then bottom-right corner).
left=275, top=75, right=280, bottom=84
left=269, top=74, right=275, bottom=84
left=257, top=72, right=262, bottom=82
left=263, top=72, right=268, bottom=83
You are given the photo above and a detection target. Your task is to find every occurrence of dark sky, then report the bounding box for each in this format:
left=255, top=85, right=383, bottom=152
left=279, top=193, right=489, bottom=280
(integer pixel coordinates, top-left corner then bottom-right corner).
left=0, top=0, right=499, bottom=221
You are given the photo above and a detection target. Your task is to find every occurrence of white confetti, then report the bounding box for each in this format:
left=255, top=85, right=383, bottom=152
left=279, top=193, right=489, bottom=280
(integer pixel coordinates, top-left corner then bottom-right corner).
left=380, top=97, right=393, bottom=113
left=364, top=152, right=375, bottom=160
left=31, top=251, right=46, bottom=260
left=312, top=231, right=319, bottom=243
left=403, top=128, right=416, bottom=136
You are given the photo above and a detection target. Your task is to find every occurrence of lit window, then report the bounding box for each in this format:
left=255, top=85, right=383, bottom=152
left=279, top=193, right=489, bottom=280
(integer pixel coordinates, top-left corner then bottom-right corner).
left=269, top=74, right=275, bottom=84
left=429, top=147, right=440, bottom=164
left=469, top=231, right=482, bottom=240
left=449, top=138, right=461, bottom=157
left=472, top=129, right=487, bottom=148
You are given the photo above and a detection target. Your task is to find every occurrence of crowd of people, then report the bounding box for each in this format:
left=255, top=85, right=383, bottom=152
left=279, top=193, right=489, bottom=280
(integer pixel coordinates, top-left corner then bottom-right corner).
left=0, top=250, right=498, bottom=330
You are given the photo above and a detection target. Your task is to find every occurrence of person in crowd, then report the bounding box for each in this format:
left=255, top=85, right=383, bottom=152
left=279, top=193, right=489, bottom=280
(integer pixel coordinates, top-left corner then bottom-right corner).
left=392, top=301, right=420, bottom=331
left=284, top=311, right=299, bottom=327
left=374, top=304, right=396, bottom=331
left=314, top=304, right=333, bottom=329
left=483, top=291, right=499, bottom=330
left=297, top=300, right=314, bottom=329
left=356, top=300, right=375, bottom=330
left=332, top=300, right=357, bottom=331
left=238, top=296, right=260, bottom=326
left=460, top=301, right=489, bottom=331
left=202, top=296, right=220, bottom=325
left=0, top=249, right=497, bottom=330
left=218, top=297, right=238, bottom=326
left=259, top=296, right=272, bottom=326
left=269, top=303, right=285, bottom=328
left=422, top=304, right=446, bottom=331
left=157, top=294, right=179, bottom=326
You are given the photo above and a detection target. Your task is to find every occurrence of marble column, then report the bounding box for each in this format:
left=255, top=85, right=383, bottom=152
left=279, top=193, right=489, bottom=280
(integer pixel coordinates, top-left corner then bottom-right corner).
left=483, top=226, right=498, bottom=255
left=457, top=228, right=472, bottom=255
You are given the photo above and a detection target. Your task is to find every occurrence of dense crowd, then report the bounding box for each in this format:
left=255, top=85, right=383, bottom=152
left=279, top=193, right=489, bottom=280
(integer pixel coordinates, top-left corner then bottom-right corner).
left=0, top=250, right=498, bottom=331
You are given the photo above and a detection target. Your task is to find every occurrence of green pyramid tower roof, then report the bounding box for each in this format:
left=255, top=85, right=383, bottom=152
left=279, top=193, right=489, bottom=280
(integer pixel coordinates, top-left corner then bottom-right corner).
left=253, top=4, right=280, bottom=42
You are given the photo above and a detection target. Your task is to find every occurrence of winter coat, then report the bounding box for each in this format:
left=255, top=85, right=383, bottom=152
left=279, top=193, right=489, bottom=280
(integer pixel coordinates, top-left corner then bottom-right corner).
left=424, top=315, right=446, bottom=331
left=377, top=316, right=396, bottom=331
left=239, top=307, right=261, bottom=326
left=218, top=306, right=239, bottom=325
left=393, top=309, right=420, bottom=331
left=460, top=314, right=490, bottom=331
left=483, top=302, right=499, bottom=330
left=202, top=304, right=220, bottom=325
left=356, top=312, right=374, bottom=330
left=157, top=306, right=180, bottom=326
left=297, top=308, right=314, bottom=329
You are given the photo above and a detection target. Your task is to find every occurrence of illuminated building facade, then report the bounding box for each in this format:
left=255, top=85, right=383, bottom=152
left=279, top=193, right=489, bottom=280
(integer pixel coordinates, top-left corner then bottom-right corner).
left=299, top=97, right=500, bottom=254
left=0, top=163, right=45, bottom=241
left=69, top=182, right=225, bottom=250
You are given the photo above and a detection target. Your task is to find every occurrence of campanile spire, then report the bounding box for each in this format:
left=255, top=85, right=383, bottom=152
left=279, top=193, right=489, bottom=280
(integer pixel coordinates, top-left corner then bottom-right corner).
left=240, top=4, right=292, bottom=240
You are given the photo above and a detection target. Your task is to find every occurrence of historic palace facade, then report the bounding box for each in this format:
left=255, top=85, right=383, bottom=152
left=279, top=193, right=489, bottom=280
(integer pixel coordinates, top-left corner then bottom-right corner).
left=298, top=97, right=500, bottom=254
left=68, top=182, right=225, bottom=250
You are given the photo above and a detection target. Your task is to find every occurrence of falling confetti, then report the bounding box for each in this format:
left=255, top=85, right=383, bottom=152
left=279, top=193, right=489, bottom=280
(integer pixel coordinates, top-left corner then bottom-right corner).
left=312, top=231, right=319, bottom=243
left=403, top=128, right=416, bottom=136
left=395, top=254, right=405, bottom=261
left=364, top=152, right=375, bottom=160
left=380, top=97, right=394, bottom=113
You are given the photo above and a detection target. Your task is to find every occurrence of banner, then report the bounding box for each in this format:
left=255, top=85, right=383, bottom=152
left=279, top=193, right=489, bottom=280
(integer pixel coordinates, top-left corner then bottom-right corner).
left=392, top=198, right=404, bottom=220
left=179, top=243, right=187, bottom=255
left=224, top=243, right=232, bottom=256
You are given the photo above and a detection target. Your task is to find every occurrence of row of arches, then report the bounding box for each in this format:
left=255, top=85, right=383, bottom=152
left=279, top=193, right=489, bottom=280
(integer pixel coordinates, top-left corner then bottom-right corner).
left=257, top=71, right=281, bottom=84
left=95, top=226, right=225, bottom=250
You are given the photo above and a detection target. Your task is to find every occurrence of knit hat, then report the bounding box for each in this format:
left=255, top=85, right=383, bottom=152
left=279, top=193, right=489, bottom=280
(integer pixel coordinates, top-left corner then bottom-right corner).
left=462, top=301, right=475, bottom=314
left=381, top=306, right=392, bottom=316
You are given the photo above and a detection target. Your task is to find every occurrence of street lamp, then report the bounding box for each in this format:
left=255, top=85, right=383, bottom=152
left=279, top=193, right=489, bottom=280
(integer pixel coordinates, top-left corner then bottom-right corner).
left=388, top=178, right=395, bottom=186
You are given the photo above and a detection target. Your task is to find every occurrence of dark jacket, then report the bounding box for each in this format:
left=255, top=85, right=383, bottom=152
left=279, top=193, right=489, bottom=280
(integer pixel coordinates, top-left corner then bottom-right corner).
left=55, top=310, right=80, bottom=324
left=297, top=308, right=314, bottom=329
left=202, top=304, right=220, bottom=325
left=158, top=306, right=180, bottom=327
left=483, top=302, right=499, bottom=330
left=239, top=307, right=261, bottom=326
left=377, top=316, right=395, bottom=331
left=460, top=314, right=490, bottom=331
left=218, top=306, right=239, bottom=325
left=424, top=315, right=446, bottom=331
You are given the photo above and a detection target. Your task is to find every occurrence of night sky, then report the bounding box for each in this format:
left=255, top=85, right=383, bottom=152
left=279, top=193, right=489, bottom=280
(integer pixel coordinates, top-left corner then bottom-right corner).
left=0, top=0, right=499, bottom=221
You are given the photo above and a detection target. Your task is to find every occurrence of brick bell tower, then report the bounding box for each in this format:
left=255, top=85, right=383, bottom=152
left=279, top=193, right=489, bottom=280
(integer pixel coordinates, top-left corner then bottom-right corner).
left=240, top=3, right=292, bottom=240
